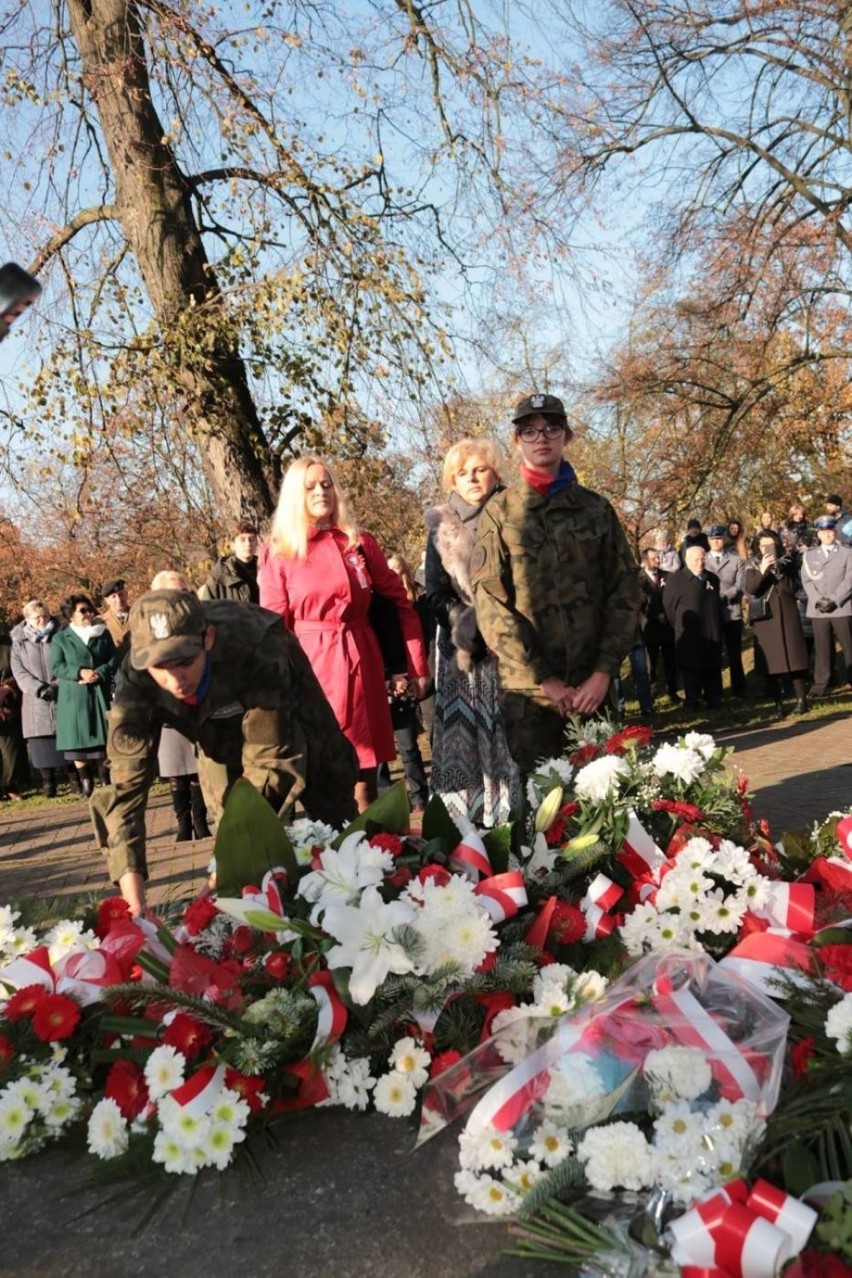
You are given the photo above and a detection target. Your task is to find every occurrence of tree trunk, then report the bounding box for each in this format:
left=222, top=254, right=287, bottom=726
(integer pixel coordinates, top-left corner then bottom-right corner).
left=66, top=0, right=275, bottom=524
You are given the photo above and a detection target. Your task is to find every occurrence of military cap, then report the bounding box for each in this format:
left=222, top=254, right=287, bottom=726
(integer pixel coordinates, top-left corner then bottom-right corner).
left=707, top=524, right=727, bottom=538
left=815, top=515, right=837, bottom=531
left=826, top=493, right=843, bottom=508
left=512, top=392, right=566, bottom=424
left=102, top=578, right=126, bottom=598
left=130, top=590, right=207, bottom=670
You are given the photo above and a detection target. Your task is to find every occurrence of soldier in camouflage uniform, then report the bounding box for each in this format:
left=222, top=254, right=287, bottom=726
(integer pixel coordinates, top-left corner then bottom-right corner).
left=90, top=590, right=358, bottom=916
left=471, top=394, right=639, bottom=774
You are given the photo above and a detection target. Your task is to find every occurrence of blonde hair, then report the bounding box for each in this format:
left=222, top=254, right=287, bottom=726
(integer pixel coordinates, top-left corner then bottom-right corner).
left=269, top=455, right=359, bottom=560
left=387, top=554, right=417, bottom=601
left=151, top=570, right=191, bottom=591
left=22, top=599, right=48, bottom=619
left=442, top=438, right=503, bottom=493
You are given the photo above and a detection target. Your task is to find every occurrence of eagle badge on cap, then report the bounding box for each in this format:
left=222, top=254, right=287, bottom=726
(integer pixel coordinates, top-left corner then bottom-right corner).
left=149, top=613, right=170, bottom=639
left=530, top=394, right=545, bottom=408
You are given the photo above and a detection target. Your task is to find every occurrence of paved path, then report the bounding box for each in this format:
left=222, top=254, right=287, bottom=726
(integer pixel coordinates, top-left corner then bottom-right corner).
left=0, top=711, right=849, bottom=1278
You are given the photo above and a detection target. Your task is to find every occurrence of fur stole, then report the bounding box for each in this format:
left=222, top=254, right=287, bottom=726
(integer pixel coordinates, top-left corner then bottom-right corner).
left=424, top=503, right=476, bottom=605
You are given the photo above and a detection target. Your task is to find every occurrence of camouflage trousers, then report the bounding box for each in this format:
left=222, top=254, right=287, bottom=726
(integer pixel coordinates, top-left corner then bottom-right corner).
left=499, top=690, right=568, bottom=776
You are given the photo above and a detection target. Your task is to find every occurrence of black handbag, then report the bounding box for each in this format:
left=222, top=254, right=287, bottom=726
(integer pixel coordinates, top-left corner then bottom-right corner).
left=747, top=590, right=772, bottom=623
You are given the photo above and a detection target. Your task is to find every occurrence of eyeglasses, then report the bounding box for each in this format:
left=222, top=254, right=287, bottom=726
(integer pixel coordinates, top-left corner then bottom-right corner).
left=517, top=423, right=566, bottom=442
left=76, top=607, right=93, bottom=616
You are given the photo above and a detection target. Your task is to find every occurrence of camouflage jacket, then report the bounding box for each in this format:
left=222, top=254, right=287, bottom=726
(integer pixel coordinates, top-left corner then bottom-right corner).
left=92, top=601, right=358, bottom=878
left=471, top=481, right=640, bottom=691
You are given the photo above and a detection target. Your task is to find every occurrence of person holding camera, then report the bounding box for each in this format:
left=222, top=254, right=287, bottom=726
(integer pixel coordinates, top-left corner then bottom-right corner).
left=744, top=536, right=809, bottom=718
left=801, top=516, right=852, bottom=697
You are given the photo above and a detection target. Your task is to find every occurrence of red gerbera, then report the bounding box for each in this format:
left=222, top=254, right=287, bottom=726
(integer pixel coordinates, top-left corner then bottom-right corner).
left=569, top=743, right=600, bottom=767
left=181, top=896, right=219, bottom=937
left=105, top=1059, right=150, bottom=1120
left=31, top=993, right=81, bottom=1042
left=549, top=900, right=587, bottom=945
left=95, top=896, right=132, bottom=939
left=4, top=984, right=49, bottom=1022
left=224, top=1068, right=268, bottom=1112
left=369, top=833, right=404, bottom=858
left=0, top=1032, right=15, bottom=1072
left=605, top=725, right=654, bottom=754
left=162, top=1012, right=214, bottom=1059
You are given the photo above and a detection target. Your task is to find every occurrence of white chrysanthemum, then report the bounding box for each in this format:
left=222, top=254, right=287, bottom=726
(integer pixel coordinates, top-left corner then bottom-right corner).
left=651, top=1146, right=711, bottom=1203
left=39, top=1063, right=77, bottom=1103
left=740, top=877, right=771, bottom=909
left=287, top=817, right=338, bottom=865
left=713, top=840, right=758, bottom=886
left=619, top=904, right=699, bottom=957
left=469, top=1173, right=521, bottom=1217
left=681, top=732, right=717, bottom=761
left=825, top=993, right=852, bottom=1053
left=0, top=1093, right=33, bottom=1149
left=533, top=963, right=577, bottom=1000
left=696, top=888, right=748, bottom=934
left=490, top=1006, right=545, bottom=1065
left=209, top=1089, right=250, bottom=1130
left=652, top=1101, right=706, bottom=1152
left=1, top=925, right=38, bottom=958
left=43, top=1095, right=82, bottom=1129
left=676, top=838, right=716, bottom=871
left=4, top=1077, right=47, bottom=1115
left=652, top=743, right=705, bottom=785
left=704, top=1098, right=763, bottom=1148
left=0, top=905, right=20, bottom=932
left=389, top=1037, right=431, bottom=1088
left=143, top=1044, right=186, bottom=1100
left=544, top=1053, right=606, bottom=1118
left=577, top=1122, right=652, bottom=1192
left=655, top=867, right=713, bottom=912
left=161, top=1105, right=211, bottom=1150
left=44, top=920, right=98, bottom=963
left=297, top=833, right=393, bottom=920
left=507, top=1158, right=546, bottom=1194
left=413, top=904, right=496, bottom=979
left=573, top=755, right=630, bottom=802
left=644, top=1047, right=712, bottom=1103
left=458, top=1124, right=518, bottom=1172
left=87, top=1098, right=129, bottom=1159
left=373, top=1071, right=418, bottom=1118
left=528, top=1120, right=573, bottom=1167
left=319, top=1049, right=377, bottom=1111
left=152, top=1129, right=199, bottom=1174
left=574, top=970, right=609, bottom=1004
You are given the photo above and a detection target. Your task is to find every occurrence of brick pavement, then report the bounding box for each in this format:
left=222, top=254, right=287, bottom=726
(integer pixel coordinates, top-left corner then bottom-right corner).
left=0, top=712, right=849, bottom=910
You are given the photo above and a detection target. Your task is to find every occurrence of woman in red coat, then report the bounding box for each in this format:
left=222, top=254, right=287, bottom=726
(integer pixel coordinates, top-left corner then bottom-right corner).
left=259, top=456, right=429, bottom=812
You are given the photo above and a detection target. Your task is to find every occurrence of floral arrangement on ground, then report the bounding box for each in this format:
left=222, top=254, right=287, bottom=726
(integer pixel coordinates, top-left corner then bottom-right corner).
left=1, top=719, right=851, bottom=1275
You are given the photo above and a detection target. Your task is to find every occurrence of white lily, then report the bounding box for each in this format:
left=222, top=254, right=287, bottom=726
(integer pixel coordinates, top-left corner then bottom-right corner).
left=323, top=886, right=416, bottom=1005
left=297, top=832, right=393, bottom=922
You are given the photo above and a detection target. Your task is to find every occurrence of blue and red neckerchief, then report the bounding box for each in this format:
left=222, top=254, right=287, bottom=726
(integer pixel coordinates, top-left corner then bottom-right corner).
left=520, top=459, right=577, bottom=499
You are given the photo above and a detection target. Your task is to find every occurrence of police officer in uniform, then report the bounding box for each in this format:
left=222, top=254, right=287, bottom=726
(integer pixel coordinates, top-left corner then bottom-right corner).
left=90, top=590, right=358, bottom=916
left=801, top=516, right=852, bottom=697
left=705, top=523, right=747, bottom=698
left=471, top=393, right=639, bottom=774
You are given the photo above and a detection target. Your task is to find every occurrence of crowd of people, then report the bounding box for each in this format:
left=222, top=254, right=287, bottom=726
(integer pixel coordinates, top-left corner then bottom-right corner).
left=1, top=394, right=850, bottom=917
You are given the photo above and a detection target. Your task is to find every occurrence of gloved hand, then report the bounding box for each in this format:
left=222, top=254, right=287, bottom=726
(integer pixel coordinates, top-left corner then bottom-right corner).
left=38, top=684, right=58, bottom=701
left=816, top=598, right=838, bottom=614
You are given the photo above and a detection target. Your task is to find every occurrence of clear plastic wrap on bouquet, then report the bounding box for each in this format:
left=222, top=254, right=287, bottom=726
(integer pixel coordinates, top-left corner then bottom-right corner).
left=423, top=949, right=791, bottom=1205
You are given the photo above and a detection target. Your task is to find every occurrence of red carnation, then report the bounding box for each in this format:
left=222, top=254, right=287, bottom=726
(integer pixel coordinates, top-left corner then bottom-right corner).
left=818, top=944, right=852, bottom=993
left=224, top=1068, right=268, bottom=1112
left=387, top=866, right=414, bottom=890
left=790, top=1036, right=816, bottom=1079
left=96, top=896, right=132, bottom=939
left=570, top=743, right=600, bottom=767
left=182, top=896, right=219, bottom=937
left=31, top=993, right=81, bottom=1042
left=4, top=984, right=49, bottom=1022
left=429, top=1050, right=462, bottom=1079
left=549, top=900, right=586, bottom=945
left=0, top=1032, right=15, bottom=1073
left=228, top=926, right=255, bottom=956
left=417, top=864, right=451, bottom=888
left=369, top=833, right=404, bottom=858
left=105, top=1059, right=150, bottom=1120
left=162, top=1012, right=214, bottom=1059
left=606, top=725, right=654, bottom=754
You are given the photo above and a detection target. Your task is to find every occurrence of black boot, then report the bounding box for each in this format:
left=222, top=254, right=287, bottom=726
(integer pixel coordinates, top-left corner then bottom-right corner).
left=794, top=696, right=808, bottom=715
left=96, top=761, right=111, bottom=787
left=170, top=777, right=193, bottom=842
left=79, top=766, right=95, bottom=798
left=773, top=701, right=784, bottom=720
left=190, top=780, right=211, bottom=840
left=39, top=769, right=57, bottom=799
left=65, top=766, right=83, bottom=795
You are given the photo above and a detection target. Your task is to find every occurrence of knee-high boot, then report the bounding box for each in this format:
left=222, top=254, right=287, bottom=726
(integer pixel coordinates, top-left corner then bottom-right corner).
left=190, top=780, right=211, bottom=839
left=170, top=777, right=193, bottom=842
left=38, top=768, right=57, bottom=798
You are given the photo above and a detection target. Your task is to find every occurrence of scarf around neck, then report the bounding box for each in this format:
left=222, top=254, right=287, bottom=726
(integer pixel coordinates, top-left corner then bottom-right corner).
left=521, top=458, right=577, bottom=498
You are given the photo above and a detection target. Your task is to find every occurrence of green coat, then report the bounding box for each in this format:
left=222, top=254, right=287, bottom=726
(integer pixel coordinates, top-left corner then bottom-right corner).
left=50, top=626, right=118, bottom=751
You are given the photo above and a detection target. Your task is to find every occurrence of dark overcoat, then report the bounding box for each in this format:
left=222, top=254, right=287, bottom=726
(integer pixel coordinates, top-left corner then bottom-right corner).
left=663, top=569, right=724, bottom=672
left=743, top=561, right=809, bottom=675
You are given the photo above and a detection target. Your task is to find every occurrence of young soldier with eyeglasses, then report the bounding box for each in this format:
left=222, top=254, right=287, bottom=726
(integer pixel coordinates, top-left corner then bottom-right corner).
left=470, top=394, right=639, bottom=774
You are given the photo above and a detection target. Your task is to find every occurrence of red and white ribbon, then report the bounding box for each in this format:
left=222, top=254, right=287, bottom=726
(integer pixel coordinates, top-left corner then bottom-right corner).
left=753, top=882, right=815, bottom=934
left=669, top=1178, right=817, bottom=1277
left=719, top=932, right=815, bottom=998
left=652, top=972, right=762, bottom=1101
left=581, top=873, right=623, bottom=941
left=0, top=944, right=55, bottom=993
left=307, top=970, right=348, bottom=1052
left=618, top=810, right=668, bottom=877
left=474, top=871, right=527, bottom=923
left=169, top=1064, right=226, bottom=1118
left=449, top=828, right=492, bottom=881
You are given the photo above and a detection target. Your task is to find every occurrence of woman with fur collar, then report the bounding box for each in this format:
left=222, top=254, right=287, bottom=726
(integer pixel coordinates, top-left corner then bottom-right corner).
left=425, top=439, right=520, bottom=827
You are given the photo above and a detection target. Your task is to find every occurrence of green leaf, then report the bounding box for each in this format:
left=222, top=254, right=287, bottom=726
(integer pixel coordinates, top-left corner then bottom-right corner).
left=483, top=824, right=512, bottom=875
left=333, top=780, right=410, bottom=846
left=421, top=792, right=462, bottom=847
left=783, top=1140, right=821, bottom=1195
left=214, top=778, right=299, bottom=895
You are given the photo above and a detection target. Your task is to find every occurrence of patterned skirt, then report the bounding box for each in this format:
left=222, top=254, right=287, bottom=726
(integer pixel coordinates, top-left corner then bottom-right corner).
left=430, top=639, right=520, bottom=827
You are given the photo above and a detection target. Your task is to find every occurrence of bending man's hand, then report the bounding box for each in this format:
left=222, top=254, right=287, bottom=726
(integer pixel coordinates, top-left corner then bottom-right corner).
left=571, top=671, right=611, bottom=716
